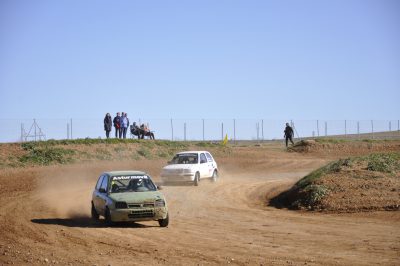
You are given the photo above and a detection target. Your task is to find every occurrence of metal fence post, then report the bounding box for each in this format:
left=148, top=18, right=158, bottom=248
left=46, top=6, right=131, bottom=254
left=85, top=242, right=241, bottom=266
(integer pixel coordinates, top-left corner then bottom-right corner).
left=261, top=119, right=264, bottom=141
left=184, top=122, right=186, bottom=141
left=317, top=120, right=320, bottom=137
left=325, top=121, right=327, bottom=137
left=221, top=122, right=224, bottom=140
left=202, top=119, right=204, bottom=141
left=67, top=123, right=70, bottom=139
left=233, top=119, right=236, bottom=144
left=170, top=119, right=174, bottom=141
left=371, top=120, right=374, bottom=139
left=357, top=121, right=360, bottom=139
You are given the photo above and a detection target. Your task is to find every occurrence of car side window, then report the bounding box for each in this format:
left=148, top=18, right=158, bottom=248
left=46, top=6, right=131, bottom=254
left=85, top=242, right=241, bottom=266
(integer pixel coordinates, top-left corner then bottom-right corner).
left=100, top=176, right=109, bottom=192
left=96, top=175, right=104, bottom=190
left=205, top=153, right=213, bottom=162
left=200, top=153, right=207, bottom=164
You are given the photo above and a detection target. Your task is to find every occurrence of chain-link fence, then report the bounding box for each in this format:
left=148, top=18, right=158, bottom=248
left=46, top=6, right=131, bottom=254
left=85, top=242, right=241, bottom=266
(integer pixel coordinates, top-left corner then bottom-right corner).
left=1, top=119, right=399, bottom=143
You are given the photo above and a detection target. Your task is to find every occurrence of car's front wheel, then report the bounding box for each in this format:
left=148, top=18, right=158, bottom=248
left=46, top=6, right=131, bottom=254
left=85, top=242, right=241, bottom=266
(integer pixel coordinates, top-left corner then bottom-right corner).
left=158, top=213, right=169, bottom=227
left=91, top=202, right=99, bottom=221
left=104, top=207, right=113, bottom=226
left=194, top=172, right=200, bottom=186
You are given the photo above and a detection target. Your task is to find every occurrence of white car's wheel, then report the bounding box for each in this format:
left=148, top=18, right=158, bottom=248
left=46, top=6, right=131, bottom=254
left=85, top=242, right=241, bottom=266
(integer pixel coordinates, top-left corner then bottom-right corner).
left=194, top=172, right=200, bottom=186
left=211, top=170, right=218, bottom=182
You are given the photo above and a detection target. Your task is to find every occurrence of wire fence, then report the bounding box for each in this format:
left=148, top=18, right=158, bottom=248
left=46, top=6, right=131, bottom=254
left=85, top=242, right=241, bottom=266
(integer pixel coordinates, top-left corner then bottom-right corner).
left=1, top=119, right=399, bottom=143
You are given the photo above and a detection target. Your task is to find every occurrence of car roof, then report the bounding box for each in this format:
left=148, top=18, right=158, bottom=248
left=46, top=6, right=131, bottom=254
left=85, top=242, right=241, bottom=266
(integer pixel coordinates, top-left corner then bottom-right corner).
left=177, top=151, right=211, bottom=154
left=104, top=170, right=147, bottom=176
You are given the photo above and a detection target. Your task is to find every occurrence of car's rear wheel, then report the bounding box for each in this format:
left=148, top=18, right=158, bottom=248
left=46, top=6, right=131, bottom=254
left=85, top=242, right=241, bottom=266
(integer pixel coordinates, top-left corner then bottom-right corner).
left=91, top=202, right=99, bottom=221
left=211, top=170, right=218, bottom=182
left=194, top=172, right=200, bottom=186
left=158, top=213, right=169, bottom=227
left=104, top=207, right=113, bottom=226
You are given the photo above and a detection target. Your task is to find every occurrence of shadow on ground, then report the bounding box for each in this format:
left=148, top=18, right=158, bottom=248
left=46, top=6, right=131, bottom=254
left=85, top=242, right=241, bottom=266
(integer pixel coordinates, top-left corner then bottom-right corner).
left=31, top=217, right=158, bottom=228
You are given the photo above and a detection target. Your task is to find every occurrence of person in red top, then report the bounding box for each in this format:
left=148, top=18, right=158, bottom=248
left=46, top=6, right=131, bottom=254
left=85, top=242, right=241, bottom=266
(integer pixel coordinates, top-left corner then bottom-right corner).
left=113, top=112, right=121, bottom=138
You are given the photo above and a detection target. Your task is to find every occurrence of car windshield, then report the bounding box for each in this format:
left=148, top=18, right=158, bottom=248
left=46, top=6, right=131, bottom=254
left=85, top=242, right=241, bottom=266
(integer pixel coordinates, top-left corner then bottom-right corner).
left=170, top=153, right=198, bottom=164
left=109, top=175, right=156, bottom=193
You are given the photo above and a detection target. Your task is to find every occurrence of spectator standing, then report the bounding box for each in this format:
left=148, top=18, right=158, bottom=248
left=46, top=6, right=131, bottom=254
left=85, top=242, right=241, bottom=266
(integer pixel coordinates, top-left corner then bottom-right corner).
left=104, top=113, right=112, bottom=139
left=113, top=112, right=121, bottom=138
left=120, top=112, right=130, bottom=139
left=284, top=122, right=295, bottom=147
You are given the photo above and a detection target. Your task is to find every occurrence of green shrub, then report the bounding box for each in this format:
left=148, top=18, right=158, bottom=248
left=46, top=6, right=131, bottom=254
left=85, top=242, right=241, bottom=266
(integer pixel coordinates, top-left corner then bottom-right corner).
left=366, top=153, right=400, bottom=173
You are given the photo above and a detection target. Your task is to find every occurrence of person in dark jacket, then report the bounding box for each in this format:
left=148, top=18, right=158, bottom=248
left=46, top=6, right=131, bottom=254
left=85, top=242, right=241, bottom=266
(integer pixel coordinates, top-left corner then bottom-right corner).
left=284, top=122, right=294, bottom=147
left=113, top=112, right=121, bottom=138
left=104, top=113, right=112, bottom=139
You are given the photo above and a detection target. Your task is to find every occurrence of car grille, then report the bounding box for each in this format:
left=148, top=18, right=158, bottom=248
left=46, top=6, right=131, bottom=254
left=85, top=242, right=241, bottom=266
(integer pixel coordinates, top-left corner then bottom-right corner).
left=128, top=203, right=154, bottom=208
left=165, top=169, right=184, bottom=175
left=128, top=209, right=154, bottom=219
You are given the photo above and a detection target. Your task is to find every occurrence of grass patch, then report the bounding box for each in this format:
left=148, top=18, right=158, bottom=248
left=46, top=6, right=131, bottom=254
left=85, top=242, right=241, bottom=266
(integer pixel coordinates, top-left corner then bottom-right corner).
left=137, top=147, right=152, bottom=159
left=20, top=146, right=75, bottom=165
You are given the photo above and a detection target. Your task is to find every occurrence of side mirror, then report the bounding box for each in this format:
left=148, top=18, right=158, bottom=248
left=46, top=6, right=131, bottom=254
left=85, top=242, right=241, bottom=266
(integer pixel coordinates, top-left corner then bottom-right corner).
left=157, top=185, right=163, bottom=190
left=99, top=188, right=106, bottom=193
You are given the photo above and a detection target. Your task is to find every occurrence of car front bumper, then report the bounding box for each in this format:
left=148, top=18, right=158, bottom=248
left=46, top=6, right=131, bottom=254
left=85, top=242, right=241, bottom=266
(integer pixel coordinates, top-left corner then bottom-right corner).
left=161, top=173, right=195, bottom=182
left=110, top=207, right=168, bottom=222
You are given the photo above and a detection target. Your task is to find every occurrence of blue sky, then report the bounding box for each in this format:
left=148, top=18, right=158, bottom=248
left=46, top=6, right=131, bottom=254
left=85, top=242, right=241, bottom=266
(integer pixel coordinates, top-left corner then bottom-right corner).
left=1, top=0, right=399, bottom=121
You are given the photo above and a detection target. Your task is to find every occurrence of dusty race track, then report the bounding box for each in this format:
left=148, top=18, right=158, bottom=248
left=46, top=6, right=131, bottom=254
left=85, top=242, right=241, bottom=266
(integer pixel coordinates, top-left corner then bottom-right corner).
left=0, top=148, right=399, bottom=265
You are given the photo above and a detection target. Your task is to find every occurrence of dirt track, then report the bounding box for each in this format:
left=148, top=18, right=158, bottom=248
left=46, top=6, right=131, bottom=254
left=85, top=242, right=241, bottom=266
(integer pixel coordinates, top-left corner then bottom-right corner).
left=0, top=148, right=399, bottom=265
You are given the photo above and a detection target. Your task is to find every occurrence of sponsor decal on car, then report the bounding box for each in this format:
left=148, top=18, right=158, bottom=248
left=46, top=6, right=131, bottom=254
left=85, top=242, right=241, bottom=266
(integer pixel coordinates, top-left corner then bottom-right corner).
left=112, top=175, right=149, bottom=180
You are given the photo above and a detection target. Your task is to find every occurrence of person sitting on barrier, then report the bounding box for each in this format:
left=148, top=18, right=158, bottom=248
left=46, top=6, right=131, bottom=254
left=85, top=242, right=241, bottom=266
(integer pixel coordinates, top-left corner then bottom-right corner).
left=130, top=122, right=142, bottom=139
left=140, top=123, right=155, bottom=140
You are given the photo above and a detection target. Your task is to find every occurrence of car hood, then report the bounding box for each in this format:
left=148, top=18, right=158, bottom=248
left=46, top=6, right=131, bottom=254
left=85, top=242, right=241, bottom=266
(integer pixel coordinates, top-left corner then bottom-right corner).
left=163, top=164, right=194, bottom=170
left=109, top=191, right=164, bottom=203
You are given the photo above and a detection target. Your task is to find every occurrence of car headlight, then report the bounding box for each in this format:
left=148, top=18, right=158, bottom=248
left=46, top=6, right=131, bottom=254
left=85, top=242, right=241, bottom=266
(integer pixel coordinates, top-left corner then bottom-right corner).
left=115, top=201, right=128, bottom=209
left=154, top=199, right=165, bottom=207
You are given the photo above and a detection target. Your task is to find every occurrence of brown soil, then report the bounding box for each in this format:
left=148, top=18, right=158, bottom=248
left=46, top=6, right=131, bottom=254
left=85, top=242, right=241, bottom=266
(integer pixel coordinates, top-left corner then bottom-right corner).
left=0, top=143, right=399, bottom=265
left=318, top=172, right=400, bottom=211
left=288, top=139, right=400, bottom=157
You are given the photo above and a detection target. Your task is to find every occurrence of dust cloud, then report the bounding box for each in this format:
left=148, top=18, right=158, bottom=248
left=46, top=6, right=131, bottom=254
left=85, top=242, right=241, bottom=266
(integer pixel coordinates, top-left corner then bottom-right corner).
left=34, top=165, right=100, bottom=218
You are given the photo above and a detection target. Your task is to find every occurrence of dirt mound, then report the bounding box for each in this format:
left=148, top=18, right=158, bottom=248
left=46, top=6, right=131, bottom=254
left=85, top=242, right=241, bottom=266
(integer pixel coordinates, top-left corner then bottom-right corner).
left=288, top=139, right=400, bottom=156
left=272, top=153, right=400, bottom=212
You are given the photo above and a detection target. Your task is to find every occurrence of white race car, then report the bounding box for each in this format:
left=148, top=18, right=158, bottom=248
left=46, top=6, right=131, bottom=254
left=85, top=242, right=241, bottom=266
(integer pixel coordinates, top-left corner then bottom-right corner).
left=161, top=151, right=219, bottom=186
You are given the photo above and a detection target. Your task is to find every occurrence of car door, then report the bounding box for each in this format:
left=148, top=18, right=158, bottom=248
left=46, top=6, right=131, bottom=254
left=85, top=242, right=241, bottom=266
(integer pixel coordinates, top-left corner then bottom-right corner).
left=205, top=152, right=216, bottom=175
left=95, top=175, right=109, bottom=215
left=199, top=153, right=210, bottom=178
left=93, top=175, right=104, bottom=211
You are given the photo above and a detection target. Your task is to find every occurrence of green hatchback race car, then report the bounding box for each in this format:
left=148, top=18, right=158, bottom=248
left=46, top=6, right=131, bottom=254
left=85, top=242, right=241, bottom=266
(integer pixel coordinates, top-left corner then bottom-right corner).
left=91, top=171, right=169, bottom=227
